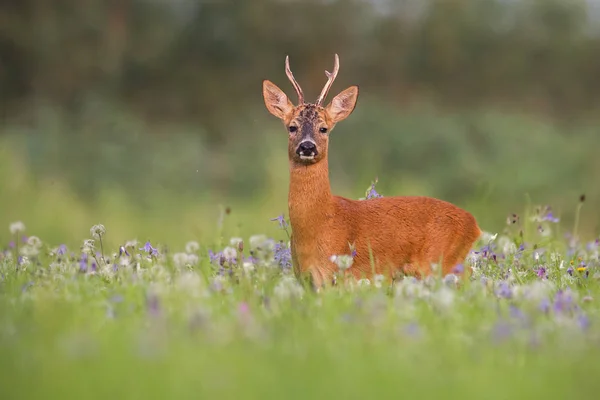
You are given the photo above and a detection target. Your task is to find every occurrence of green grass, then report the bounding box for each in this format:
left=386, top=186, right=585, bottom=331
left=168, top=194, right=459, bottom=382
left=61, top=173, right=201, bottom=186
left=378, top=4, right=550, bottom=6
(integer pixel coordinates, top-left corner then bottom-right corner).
left=1, top=211, right=599, bottom=399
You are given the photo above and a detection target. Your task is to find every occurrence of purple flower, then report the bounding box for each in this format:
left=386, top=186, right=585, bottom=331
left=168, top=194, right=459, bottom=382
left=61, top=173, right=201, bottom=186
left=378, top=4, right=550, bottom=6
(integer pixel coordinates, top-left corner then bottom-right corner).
left=543, top=209, right=560, bottom=223
left=146, top=293, right=161, bottom=317
left=404, top=322, right=421, bottom=338
left=567, top=266, right=574, bottom=276
left=509, top=304, right=528, bottom=326
left=79, top=253, right=88, bottom=272
left=553, top=289, right=576, bottom=314
left=539, top=298, right=551, bottom=313
left=578, top=314, right=590, bottom=331
left=273, top=242, right=292, bottom=270
left=8, top=241, right=15, bottom=249
left=491, top=320, right=513, bottom=343
left=495, top=281, right=512, bottom=299
left=119, top=246, right=130, bottom=257
left=57, top=244, right=67, bottom=256
left=363, top=178, right=383, bottom=200
left=270, top=214, right=288, bottom=230
left=535, top=266, right=546, bottom=279
left=140, top=241, right=159, bottom=257
left=452, top=264, right=464, bottom=274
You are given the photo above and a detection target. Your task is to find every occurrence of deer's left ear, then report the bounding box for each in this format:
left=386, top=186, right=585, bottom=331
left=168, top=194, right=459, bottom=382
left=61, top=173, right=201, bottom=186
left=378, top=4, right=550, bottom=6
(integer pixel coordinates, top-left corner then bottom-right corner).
left=325, top=86, right=359, bottom=124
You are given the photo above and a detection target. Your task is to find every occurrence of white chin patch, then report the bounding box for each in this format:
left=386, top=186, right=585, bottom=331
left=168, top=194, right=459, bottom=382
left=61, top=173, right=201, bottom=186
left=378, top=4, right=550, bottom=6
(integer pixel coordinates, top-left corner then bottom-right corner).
left=299, top=155, right=315, bottom=161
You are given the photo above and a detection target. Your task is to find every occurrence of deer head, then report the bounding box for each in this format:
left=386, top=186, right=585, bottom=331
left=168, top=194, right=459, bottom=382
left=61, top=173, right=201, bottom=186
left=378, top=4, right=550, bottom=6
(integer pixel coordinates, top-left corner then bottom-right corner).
left=262, top=54, right=359, bottom=166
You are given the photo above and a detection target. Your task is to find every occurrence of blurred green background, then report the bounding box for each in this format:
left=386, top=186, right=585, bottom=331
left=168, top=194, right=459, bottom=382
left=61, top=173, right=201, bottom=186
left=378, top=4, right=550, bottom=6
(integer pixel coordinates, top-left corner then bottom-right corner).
left=1, top=0, right=599, bottom=248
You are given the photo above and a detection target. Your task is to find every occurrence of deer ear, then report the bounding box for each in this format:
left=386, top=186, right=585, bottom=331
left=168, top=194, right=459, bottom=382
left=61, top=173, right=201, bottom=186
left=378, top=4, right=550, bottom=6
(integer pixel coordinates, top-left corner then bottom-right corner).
left=263, top=80, right=294, bottom=120
left=325, top=86, right=359, bottom=123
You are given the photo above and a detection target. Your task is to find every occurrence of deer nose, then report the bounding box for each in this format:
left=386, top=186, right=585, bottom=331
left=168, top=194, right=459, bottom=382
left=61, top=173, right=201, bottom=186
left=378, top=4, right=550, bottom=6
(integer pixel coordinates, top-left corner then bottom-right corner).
left=296, top=141, right=318, bottom=157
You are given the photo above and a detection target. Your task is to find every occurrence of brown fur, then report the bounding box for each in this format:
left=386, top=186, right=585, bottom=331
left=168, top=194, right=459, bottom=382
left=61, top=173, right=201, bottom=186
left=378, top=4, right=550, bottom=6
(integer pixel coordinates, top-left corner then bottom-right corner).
left=262, top=56, right=481, bottom=288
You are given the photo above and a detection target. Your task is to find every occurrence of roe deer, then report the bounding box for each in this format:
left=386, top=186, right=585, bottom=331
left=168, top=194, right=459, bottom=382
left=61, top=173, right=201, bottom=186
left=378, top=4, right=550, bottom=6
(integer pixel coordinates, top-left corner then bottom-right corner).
left=262, top=54, right=481, bottom=288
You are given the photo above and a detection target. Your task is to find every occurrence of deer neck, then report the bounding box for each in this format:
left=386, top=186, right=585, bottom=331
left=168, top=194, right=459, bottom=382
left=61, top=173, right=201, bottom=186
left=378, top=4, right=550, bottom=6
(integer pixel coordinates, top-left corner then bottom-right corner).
left=288, top=159, right=334, bottom=234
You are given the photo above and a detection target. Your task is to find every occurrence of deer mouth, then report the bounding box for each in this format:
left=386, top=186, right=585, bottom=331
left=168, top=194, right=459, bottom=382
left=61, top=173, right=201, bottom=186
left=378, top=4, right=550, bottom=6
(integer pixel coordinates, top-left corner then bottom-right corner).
left=299, top=154, right=316, bottom=161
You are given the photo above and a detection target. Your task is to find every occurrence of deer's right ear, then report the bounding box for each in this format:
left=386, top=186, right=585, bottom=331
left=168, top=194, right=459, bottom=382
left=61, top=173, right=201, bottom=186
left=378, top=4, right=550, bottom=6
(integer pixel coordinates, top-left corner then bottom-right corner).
left=262, top=80, right=294, bottom=120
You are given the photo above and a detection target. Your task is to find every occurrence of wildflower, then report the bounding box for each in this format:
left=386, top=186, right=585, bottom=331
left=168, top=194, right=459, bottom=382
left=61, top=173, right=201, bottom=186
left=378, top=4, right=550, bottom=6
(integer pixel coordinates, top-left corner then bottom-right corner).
left=90, top=224, right=106, bottom=240
left=273, top=276, right=304, bottom=300
left=82, top=239, right=95, bottom=254
left=404, top=322, right=421, bottom=338
left=535, top=266, right=546, bottom=279
left=539, top=298, right=551, bottom=313
left=208, top=250, right=223, bottom=265
left=18, top=256, right=30, bottom=268
left=495, top=281, right=512, bottom=299
left=56, top=244, right=67, bottom=256
left=578, top=314, right=590, bottom=331
left=173, top=252, right=198, bottom=268
left=145, top=292, right=161, bottom=317
left=185, top=241, right=200, bottom=254
left=330, top=254, right=354, bottom=270
left=373, top=274, right=385, bottom=288
left=491, top=320, right=513, bottom=343
left=553, top=289, right=576, bottom=314
left=443, top=273, right=458, bottom=286
left=273, top=241, right=292, bottom=270
left=9, top=221, right=25, bottom=235
left=79, top=253, right=88, bottom=272
left=363, top=177, right=383, bottom=200
left=139, top=241, right=159, bottom=257
left=26, top=236, right=42, bottom=248
left=222, top=246, right=237, bottom=264
left=270, top=214, right=288, bottom=230
left=509, top=304, right=527, bottom=323
left=229, top=237, right=243, bottom=248
left=452, top=264, right=464, bottom=274
left=118, top=246, right=130, bottom=257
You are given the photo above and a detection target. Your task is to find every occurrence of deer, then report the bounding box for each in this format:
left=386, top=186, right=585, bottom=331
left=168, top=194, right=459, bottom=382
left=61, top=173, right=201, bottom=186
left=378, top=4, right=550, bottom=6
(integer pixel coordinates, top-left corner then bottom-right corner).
left=262, top=54, right=482, bottom=289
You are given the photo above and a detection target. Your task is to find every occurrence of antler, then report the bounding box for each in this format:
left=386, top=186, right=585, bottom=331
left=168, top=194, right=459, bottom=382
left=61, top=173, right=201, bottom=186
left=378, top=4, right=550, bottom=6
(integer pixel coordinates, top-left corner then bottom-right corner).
left=315, top=54, right=340, bottom=107
left=285, top=55, right=305, bottom=105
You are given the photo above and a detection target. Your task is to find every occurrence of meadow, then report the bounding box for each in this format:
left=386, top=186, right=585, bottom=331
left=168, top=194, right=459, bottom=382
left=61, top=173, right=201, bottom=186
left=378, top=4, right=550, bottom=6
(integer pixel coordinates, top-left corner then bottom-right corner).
left=1, top=183, right=599, bottom=400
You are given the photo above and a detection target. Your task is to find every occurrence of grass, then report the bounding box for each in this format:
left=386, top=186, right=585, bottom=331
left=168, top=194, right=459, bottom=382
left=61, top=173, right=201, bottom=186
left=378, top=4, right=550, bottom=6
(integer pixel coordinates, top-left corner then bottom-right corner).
left=1, top=198, right=600, bottom=400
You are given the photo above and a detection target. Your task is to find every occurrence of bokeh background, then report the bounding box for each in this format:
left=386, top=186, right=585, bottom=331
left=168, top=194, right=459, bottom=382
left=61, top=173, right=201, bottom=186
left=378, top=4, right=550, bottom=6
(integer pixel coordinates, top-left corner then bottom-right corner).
left=1, top=0, right=599, bottom=248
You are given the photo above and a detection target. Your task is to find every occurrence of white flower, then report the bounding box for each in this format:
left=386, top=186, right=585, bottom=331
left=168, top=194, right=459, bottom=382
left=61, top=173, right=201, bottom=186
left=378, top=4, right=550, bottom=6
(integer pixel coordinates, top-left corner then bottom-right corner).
left=173, top=252, right=197, bottom=268
left=242, top=261, right=255, bottom=274
left=19, top=256, right=30, bottom=267
left=9, top=221, right=25, bottom=235
left=90, top=224, right=106, bottom=239
left=20, top=245, right=39, bottom=257
left=124, top=239, right=138, bottom=248
left=374, top=274, right=385, bottom=288
left=26, top=236, right=42, bottom=248
left=330, top=254, right=354, bottom=270
left=249, top=235, right=274, bottom=251
left=273, top=276, right=304, bottom=300
left=357, top=278, right=371, bottom=287
left=185, top=241, right=200, bottom=254
left=432, top=286, right=455, bottom=310
left=222, top=246, right=237, bottom=262
left=229, top=237, right=243, bottom=247
left=82, top=239, right=95, bottom=254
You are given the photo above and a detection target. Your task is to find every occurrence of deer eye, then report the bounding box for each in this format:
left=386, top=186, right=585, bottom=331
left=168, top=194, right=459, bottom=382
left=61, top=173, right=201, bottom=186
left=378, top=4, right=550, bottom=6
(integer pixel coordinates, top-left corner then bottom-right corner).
left=319, top=127, right=328, bottom=134
left=288, top=126, right=297, bottom=133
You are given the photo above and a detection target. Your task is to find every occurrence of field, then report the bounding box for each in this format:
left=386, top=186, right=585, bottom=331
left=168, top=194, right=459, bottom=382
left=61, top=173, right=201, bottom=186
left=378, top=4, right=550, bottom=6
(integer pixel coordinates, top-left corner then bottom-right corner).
left=1, top=193, right=599, bottom=400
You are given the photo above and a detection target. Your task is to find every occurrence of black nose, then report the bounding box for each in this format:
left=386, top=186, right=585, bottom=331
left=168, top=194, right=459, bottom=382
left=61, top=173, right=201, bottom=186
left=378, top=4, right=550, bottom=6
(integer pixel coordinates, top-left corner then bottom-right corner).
left=296, top=141, right=318, bottom=157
